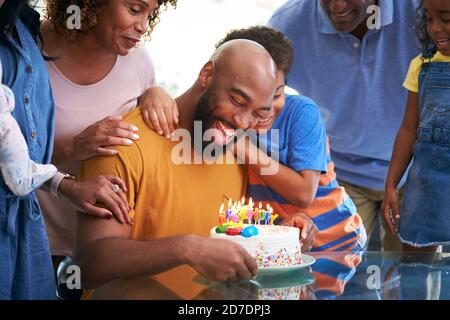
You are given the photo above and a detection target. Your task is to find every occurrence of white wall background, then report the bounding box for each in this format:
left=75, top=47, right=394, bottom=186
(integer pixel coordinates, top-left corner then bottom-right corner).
left=147, top=0, right=288, bottom=95
left=36, top=0, right=288, bottom=95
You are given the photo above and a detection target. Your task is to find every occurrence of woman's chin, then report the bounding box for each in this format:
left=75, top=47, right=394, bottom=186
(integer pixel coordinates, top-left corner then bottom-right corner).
left=117, top=48, right=130, bottom=56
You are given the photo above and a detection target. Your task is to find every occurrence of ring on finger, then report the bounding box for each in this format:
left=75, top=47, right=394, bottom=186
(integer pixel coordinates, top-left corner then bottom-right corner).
left=112, top=183, right=120, bottom=193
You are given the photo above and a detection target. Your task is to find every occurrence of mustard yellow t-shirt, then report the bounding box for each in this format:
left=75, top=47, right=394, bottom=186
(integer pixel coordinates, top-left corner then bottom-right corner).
left=80, top=107, right=247, bottom=299
left=403, top=51, right=450, bottom=93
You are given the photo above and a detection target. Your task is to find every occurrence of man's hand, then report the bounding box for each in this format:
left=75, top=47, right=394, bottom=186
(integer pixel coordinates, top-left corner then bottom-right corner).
left=58, top=175, right=132, bottom=224
left=281, top=212, right=318, bottom=251
left=184, top=235, right=258, bottom=282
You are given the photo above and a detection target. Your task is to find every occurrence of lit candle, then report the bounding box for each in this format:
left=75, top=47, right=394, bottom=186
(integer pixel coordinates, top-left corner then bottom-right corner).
left=264, top=204, right=271, bottom=225
left=246, top=198, right=254, bottom=224
left=225, top=198, right=232, bottom=221
left=225, top=209, right=231, bottom=221
left=230, top=205, right=238, bottom=223
left=258, top=202, right=264, bottom=225
left=218, top=203, right=225, bottom=225
left=264, top=211, right=270, bottom=225
left=239, top=199, right=247, bottom=224
left=270, top=214, right=279, bottom=225
left=252, top=206, right=259, bottom=225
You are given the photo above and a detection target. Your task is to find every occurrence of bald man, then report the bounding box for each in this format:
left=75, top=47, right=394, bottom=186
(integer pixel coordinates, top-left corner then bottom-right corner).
left=75, top=40, right=294, bottom=294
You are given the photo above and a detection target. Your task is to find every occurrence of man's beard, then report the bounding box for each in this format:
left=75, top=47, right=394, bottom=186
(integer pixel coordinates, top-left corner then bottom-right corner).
left=193, top=87, right=215, bottom=145
left=192, top=87, right=235, bottom=158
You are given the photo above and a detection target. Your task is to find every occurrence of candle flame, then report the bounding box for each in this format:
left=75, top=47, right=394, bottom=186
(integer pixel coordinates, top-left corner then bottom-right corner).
left=219, top=203, right=224, bottom=214
left=241, top=196, right=245, bottom=205
left=259, top=202, right=262, bottom=209
left=228, top=198, right=232, bottom=208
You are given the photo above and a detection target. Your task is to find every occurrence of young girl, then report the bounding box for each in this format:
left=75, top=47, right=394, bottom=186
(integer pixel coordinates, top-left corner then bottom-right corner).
left=0, top=61, right=57, bottom=196
left=383, top=0, right=450, bottom=253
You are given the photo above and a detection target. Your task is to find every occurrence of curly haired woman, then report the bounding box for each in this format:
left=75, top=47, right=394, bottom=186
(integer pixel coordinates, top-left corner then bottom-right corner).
left=37, top=0, right=177, bottom=275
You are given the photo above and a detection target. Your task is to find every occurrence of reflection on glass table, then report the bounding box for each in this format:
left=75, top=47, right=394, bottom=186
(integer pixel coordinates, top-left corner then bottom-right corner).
left=90, top=251, right=450, bottom=300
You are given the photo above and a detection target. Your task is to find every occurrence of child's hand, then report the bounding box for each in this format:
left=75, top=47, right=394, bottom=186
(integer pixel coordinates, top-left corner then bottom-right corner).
left=230, top=134, right=259, bottom=164
left=140, top=86, right=179, bottom=139
left=281, top=212, right=318, bottom=252
left=382, top=188, right=400, bottom=235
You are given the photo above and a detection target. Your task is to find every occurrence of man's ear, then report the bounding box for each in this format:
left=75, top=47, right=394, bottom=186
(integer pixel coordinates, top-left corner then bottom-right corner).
left=198, top=61, right=215, bottom=88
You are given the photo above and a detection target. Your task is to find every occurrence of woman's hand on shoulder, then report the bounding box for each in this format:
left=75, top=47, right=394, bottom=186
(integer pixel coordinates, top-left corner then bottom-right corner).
left=58, top=175, right=132, bottom=225
left=72, top=116, right=140, bottom=161
left=140, top=86, right=179, bottom=139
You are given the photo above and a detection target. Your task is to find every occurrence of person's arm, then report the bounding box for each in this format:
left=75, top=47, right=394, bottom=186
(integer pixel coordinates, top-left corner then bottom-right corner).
left=40, top=171, right=131, bottom=224
left=245, top=142, right=321, bottom=208
left=76, top=212, right=188, bottom=288
left=236, top=100, right=326, bottom=208
left=52, top=116, right=140, bottom=165
left=76, top=147, right=257, bottom=289
left=76, top=202, right=258, bottom=289
left=382, top=91, right=420, bottom=234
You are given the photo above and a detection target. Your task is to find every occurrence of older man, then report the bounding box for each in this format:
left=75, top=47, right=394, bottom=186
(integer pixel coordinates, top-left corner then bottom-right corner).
left=76, top=40, right=318, bottom=298
left=269, top=0, right=420, bottom=251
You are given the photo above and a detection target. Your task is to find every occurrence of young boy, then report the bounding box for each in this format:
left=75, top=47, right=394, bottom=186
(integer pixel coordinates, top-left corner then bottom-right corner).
left=215, top=26, right=367, bottom=252
left=149, top=26, right=367, bottom=252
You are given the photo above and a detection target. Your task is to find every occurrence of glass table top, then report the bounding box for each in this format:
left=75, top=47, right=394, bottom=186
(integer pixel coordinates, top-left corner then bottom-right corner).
left=90, top=251, right=450, bottom=300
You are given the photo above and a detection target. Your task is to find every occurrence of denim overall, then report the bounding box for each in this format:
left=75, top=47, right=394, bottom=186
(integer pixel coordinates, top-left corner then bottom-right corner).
left=0, top=18, right=56, bottom=299
left=399, top=47, right=450, bottom=247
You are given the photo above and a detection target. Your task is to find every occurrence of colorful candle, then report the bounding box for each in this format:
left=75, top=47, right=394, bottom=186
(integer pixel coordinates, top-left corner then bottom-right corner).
left=246, top=208, right=253, bottom=224
left=252, top=206, right=259, bottom=224
left=270, top=214, right=279, bottom=225
left=258, top=202, right=264, bottom=225
left=218, top=203, right=225, bottom=225
left=264, top=204, right=271, bottom=225
left=239, top=203, right=247, bottom=224
left=230, top=206, right=238, bottom=223
left=225, top=199, right=232, bottom=220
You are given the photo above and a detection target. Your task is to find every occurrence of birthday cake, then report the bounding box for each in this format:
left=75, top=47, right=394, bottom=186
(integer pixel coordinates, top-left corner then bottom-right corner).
left=210, top=199, right=302, bottom=268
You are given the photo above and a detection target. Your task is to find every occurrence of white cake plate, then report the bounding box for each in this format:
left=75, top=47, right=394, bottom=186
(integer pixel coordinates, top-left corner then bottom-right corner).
left=256, top=254, right=316, bottom=276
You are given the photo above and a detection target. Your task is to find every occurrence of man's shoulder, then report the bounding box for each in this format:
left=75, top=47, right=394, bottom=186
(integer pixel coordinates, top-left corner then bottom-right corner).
left=83, top=107, right=166, bottom=168
left=121, top=107, right=168, bottom=153
left=80, top=108, right=169, bottom=182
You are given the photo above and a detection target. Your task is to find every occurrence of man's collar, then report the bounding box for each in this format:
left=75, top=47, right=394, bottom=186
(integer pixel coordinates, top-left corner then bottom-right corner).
left=317, top=0, right=394, bottom=35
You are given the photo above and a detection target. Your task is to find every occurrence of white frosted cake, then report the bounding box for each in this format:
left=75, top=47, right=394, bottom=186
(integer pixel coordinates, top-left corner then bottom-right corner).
left=257, top=285, right=302, bottom=300
left=210, top=224, right=302, bottom=268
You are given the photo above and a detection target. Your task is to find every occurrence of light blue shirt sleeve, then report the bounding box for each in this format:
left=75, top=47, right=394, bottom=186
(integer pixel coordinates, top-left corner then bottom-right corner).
left=281, top=95, right=328, bottom=173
